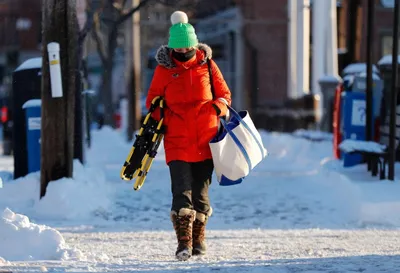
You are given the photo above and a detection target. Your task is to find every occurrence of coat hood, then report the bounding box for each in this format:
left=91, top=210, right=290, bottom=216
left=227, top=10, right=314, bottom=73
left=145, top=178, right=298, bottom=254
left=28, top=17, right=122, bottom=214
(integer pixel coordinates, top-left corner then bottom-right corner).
left=155, top=43, right=212, bottom=69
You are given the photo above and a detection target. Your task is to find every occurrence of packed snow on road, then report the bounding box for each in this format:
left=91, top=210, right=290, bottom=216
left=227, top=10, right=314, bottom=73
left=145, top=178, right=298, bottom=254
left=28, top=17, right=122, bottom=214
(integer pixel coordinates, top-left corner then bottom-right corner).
left=0, top=127, right=400, bottom=272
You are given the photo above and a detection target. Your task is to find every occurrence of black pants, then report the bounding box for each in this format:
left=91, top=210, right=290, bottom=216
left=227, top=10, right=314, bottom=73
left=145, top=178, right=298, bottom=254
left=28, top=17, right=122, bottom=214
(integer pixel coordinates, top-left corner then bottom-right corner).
left=168, top=159, right=213, bottom=215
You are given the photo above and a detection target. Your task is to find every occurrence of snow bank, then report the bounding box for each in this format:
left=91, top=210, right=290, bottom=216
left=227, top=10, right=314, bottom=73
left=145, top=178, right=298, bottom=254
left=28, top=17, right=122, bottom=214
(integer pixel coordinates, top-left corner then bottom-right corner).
left=378, top=54, right=400, bottom=66
left=259, top=130, right=332, bottom=172
left=86, top=125, right=163, bottom=166
left=87, top=126, right=131, bottom=164
left=34, top=161, right=115, bottom=221
left=254, top=131, right=400, bottom=229
left=322, top=160, right=400, bottom=227
left=339, top=139, right=386, bottom=153
left=0, top=208, right=83, bottom=261
left=0, top=160, right=115, bottom=223
left=293, top=129, right=333, bottom=141
left=342, top=63, right=379, bottom=75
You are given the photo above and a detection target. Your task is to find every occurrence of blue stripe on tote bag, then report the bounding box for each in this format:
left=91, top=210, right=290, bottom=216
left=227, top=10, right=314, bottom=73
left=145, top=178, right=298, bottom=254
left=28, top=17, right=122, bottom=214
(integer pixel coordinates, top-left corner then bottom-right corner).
left=209, top=105, right=268, bottom=186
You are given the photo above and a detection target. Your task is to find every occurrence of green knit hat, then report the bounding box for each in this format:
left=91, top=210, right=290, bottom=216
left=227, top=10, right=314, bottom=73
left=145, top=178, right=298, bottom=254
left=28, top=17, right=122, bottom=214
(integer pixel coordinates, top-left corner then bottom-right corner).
left=168, top=11, right=198, bottom=49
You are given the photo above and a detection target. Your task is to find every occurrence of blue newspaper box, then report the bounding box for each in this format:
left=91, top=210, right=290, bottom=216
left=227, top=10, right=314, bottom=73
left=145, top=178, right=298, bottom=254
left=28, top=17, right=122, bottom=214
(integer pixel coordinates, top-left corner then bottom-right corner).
left=22, top=99, right=41, bottom=173
left=340, top=91, right=373, bottom=167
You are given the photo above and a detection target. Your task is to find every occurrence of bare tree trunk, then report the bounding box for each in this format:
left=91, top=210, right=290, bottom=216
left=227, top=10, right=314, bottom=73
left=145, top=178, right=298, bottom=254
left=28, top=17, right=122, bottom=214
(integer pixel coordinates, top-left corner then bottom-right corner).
left=101, top=59, right=115, bottom=126
left=101, top=28, right=118, bottom=126
left=40, top=0, right=78, bottom=198
left=73, top=0, right=90, bottom=163
left=74, top=43, right=84, bottom=162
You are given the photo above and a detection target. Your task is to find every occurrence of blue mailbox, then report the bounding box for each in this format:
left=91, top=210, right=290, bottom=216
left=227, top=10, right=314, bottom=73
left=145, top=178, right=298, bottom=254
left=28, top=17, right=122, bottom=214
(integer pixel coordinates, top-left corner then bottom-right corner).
left=22, top=99, right=41, bottom=173
left=340, top=91, right=374, bottom=167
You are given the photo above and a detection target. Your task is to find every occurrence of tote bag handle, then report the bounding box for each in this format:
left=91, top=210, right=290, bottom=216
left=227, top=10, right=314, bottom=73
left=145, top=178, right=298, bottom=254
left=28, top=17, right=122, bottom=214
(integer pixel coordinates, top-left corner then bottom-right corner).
left=220, top=105, right=266, bottom=159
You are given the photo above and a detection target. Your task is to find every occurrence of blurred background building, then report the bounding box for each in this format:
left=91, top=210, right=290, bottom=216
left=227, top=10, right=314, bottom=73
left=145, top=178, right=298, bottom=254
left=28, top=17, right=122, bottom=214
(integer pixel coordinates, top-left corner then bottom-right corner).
left=0, top=0, right=398, bottom=131
left=0, top=0, right=41, bottom=98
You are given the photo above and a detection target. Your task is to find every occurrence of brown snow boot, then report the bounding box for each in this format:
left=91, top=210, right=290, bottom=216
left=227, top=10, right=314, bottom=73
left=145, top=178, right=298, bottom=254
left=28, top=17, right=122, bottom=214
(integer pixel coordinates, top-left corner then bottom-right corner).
left=192, top=208, right=212, bottom=256
left=170, top=208, right=196, bottom=261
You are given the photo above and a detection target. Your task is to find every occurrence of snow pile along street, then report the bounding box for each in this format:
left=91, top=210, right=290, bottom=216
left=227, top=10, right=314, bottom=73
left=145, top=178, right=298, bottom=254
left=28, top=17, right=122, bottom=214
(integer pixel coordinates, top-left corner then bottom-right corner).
left=0, top=161, right=116, bottom=225
left=0, top=208, right=84, bottom=261
left=0, top=127, right=400, bottom=272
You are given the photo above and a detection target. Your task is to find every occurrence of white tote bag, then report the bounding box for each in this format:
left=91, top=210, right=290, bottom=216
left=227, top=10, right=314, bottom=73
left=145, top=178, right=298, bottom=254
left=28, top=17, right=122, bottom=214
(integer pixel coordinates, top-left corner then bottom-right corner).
left=209, top=105, right=268, bottom=186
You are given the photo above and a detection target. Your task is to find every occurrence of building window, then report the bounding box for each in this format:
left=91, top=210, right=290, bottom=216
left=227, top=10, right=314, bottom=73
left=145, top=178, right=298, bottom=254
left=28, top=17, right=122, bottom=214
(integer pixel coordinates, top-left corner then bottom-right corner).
left=381, top=34, right=400, bottom=56
left=380, top=0, right=395, bottom=8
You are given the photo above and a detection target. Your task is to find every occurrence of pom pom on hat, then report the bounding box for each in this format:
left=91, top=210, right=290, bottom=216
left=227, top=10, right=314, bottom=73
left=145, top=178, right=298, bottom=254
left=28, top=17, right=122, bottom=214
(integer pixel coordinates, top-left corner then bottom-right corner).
left=170, top=11, right=188, bottom=25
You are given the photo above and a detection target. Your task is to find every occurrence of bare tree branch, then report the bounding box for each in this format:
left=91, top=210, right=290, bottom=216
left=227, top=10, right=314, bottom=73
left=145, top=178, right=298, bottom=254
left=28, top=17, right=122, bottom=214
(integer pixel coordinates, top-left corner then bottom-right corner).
left=117, top=0, right=151, bottom=25
left=78, top=0, right=91, bottom=43
left=79, top=21, right=90, bottom=42
left=92, top=12, right=108, bottom=65
left=79, top=10, right=94, bottom=43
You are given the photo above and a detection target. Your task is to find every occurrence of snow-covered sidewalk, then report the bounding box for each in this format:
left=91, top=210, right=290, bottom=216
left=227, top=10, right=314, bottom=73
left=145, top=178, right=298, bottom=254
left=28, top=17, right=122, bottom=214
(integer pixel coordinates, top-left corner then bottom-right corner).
left=1, top=127, right=400, bottom=272
left=4, top=229, right=400, bottom=272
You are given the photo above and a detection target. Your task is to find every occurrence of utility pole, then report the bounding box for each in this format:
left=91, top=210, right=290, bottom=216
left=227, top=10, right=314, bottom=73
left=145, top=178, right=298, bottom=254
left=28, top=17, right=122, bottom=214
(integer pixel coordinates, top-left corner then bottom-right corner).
left=40, top=0, right=78, bottom=198
left=365, top=0, right=374, bottom=143
left=365, top=0, right=374, bottom=172
left=389, top=0, right=399, bottom=181
left=127, top=0, right=142, bottom=141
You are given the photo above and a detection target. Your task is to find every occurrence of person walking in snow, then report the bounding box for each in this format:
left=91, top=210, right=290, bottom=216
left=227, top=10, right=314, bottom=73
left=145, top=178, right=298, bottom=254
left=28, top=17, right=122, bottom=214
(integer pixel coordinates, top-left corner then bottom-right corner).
left=145, top=11, right=232, bottom=261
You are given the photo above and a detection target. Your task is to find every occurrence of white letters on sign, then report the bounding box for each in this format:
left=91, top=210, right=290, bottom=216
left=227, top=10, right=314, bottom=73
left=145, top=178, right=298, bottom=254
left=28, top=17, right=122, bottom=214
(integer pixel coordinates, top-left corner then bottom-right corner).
left=351, top=99, right=366, bottom=126
left=28, top=117, right=41, bottom=130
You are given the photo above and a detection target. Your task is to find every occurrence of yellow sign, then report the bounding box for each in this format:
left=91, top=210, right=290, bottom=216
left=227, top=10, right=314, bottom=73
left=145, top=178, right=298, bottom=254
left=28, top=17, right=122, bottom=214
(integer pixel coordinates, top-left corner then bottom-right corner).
left=50, top=60, right=59, bottom=65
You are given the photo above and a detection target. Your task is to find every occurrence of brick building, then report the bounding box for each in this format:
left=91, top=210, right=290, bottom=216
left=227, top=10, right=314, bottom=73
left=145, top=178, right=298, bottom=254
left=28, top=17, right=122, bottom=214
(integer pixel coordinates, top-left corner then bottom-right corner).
left=359, top=0, right=397, bottom=62
left=0, top=0, right=41, bottom=68
left=233, top=0, right=396, bottom=111
left=235, top=0, right=289, bottom=109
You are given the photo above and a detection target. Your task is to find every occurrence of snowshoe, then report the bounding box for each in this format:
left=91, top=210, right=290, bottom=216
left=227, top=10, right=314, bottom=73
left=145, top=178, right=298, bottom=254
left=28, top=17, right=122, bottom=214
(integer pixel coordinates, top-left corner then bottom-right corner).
left=120, top=96, right=165, bottom=190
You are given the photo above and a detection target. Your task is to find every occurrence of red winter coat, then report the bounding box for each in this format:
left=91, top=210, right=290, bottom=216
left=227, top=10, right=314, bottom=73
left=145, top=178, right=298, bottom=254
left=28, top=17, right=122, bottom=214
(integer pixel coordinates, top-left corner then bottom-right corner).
left=145, top=43, right=232, bottom=164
